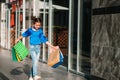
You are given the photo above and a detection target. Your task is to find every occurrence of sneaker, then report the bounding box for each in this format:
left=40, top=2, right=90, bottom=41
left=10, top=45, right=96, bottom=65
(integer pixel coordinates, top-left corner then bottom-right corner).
left=34, top=75, right=41, bottom=80
left=29, top=77, right=33, bottom=80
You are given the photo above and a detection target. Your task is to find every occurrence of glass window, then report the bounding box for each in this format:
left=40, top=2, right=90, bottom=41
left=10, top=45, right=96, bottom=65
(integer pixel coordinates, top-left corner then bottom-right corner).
left=52, top=0, right=69, bottom=67
left=70, top=0, right=78, bottom=70
left=79, top=0, right=91, bottom=74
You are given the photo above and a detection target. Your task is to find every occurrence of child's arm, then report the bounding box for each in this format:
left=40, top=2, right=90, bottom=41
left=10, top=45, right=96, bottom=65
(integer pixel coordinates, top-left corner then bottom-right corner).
left=15, top=28, right=31, bottom=43
left=15, top=36, right=23, bottom=43
left=46, top=41, right=59, bottom=50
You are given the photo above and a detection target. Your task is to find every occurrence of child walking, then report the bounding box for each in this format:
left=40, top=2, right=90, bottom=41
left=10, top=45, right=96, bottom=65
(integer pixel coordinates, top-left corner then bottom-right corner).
left=15, top=17, right=58, bottom=80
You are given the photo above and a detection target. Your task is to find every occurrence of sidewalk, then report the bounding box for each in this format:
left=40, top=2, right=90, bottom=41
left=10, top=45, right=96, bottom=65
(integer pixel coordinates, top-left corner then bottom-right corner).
left=0, top=48, right=87, bottom=80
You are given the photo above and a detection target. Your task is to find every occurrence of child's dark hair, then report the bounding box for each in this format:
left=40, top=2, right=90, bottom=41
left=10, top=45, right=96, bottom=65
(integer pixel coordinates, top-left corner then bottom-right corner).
left=32, top=16, right=42, bottom=24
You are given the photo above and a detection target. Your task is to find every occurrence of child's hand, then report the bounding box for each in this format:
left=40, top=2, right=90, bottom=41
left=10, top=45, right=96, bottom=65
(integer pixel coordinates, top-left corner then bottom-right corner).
left=15, top=36, right=23, bottom=44
left=53, top=46, right=59, bottom=50
left=15, top=39, right=20, bottom=44
left=50, top=46, right=59, bottom=53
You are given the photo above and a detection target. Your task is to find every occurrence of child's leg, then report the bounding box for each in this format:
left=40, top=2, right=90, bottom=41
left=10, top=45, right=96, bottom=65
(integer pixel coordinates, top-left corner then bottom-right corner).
left=30, top=45, right=40, bottom=77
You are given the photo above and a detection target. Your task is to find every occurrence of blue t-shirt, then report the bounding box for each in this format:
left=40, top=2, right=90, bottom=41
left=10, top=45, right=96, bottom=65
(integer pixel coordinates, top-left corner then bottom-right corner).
left=22, top=27, right=48, bottom=45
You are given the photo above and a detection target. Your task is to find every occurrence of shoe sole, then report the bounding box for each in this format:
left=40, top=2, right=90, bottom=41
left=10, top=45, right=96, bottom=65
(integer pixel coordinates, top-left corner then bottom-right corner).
left=34, top=77, right=41, bottom=80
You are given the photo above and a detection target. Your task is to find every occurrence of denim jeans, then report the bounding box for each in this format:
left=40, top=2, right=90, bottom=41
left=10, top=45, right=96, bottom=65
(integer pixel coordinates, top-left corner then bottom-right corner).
left=30, top=45, right=40, bottom=76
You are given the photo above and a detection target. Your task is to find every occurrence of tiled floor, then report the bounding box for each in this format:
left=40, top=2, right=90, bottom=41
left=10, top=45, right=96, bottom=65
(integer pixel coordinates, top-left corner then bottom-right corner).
left=0, top=48, right=87, bottom=80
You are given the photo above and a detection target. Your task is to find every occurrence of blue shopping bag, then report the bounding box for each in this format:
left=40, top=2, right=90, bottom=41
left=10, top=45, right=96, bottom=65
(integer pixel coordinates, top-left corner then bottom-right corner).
left=52, top=51, right=64, bottom=68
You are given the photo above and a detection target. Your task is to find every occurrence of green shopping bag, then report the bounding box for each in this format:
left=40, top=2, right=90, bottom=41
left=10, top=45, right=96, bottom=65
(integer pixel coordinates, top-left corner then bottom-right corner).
left=11, top=47, right=21, bottom=62
left=11, top=47, right=18, bottom=62
left=13, top=41, right=28, bottom=60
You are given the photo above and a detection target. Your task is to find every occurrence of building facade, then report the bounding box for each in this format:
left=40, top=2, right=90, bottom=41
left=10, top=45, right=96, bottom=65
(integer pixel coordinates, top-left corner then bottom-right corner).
left=92, top=0, right=120, bottom=80
left=1, top=0, right=120, bottom=80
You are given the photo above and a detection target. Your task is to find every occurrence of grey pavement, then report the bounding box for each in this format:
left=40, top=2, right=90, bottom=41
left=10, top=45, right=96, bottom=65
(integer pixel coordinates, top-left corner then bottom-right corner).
left=0, top=48, right=87, bottom=80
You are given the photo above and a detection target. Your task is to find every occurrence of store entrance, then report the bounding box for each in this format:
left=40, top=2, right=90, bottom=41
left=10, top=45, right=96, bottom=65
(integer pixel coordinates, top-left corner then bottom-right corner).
left=52, top=0, right=69, bottom=68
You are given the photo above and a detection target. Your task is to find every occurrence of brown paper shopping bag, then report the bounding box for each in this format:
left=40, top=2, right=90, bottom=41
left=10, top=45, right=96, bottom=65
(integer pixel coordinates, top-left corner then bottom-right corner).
left=47, top=49, right=60, bottom=67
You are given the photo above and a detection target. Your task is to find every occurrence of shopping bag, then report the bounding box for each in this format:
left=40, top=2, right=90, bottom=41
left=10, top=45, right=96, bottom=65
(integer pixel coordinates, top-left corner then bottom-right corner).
left=52, top=51, right=64, bottom=68
left=13, top=41, right=28, bottom=60
left=47, top=49, right=64, bottom=68
left=16, top=53, right=21, bottom=62
left=11, top=47, right=18, bottom=62
left=11, top=47, right=22, bottom=62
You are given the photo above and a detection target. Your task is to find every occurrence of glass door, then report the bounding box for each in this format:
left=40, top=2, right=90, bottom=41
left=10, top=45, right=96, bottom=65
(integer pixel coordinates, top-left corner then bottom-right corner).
left=39, top=0, right=69, bottom=68
left=51, top=0, right=69, bottom=68
left=79, top=0, right=91, bottom=74
left=69, top=0, right=78, bottom=71
left=41, top=0, right=49, bottom=62
left=69, top=0, right=91, bottom=75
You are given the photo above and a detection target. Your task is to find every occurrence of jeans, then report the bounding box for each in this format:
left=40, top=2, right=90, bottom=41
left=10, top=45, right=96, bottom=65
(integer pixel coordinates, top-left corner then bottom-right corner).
left=30, top=45, right=40, bottom=76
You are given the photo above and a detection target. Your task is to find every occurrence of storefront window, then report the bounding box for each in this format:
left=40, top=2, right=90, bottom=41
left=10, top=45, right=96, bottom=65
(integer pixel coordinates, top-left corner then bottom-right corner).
left=79, top=0, right=91, bottom=74
left=70, top=0, right=78, bottom=70
left=69, top=0, right=91, bottom=74
left=52, top=0, right=69, bottom=67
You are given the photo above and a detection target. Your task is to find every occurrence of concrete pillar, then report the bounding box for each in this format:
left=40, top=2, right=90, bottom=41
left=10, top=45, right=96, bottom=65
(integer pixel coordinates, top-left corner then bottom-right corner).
left=22, top=0, right=26, bottom=44
left=6, top=0, right=11, bottom=49
left=1, top=3, right=6, bottom=48
left=33, top=0, right=39, bottom=18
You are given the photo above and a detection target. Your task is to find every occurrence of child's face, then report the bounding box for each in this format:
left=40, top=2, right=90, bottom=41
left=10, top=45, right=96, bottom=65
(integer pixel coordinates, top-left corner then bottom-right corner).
left=34, top=22, right=41, bottom=30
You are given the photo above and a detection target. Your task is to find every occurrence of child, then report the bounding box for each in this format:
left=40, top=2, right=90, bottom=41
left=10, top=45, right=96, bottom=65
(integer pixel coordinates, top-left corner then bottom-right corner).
left=15, top=17, right=58, bottom=80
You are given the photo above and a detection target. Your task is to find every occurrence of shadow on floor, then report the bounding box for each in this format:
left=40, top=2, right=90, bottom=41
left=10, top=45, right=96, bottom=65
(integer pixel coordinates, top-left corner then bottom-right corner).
left=84, top=74, right=106, bottom=80
left=10, top=67, right=23, bottom=75
left=10, top=64, right=31, bottom=77
left=91, top=75, right=106, bottom=80
left=0, top=72, right=9, bottom=80
left=23, top=64, right=31, bottom=77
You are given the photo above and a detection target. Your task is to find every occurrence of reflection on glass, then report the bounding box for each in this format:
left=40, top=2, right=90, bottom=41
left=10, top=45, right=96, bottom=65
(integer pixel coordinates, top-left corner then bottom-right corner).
left=52, top=0, right=69, bottom=67
left=70, top=0, right=78, bottom=70
left=79, top=0, right=91, bottom=74
left=40, top=9, right=49, bottom=61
